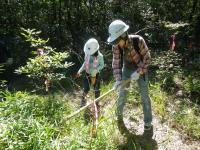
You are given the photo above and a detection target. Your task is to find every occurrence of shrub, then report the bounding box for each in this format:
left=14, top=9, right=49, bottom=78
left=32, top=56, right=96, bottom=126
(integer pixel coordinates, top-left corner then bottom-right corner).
left=15, top=28, right=73, bottom=92
left=151, top=50, right=182, bottom=91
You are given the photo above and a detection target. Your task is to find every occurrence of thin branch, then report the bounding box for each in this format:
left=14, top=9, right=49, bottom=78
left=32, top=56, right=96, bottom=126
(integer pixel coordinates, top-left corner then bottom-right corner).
left=65, top=88, right=114, bottom=120
left=134, top=26, right=155, bottom=34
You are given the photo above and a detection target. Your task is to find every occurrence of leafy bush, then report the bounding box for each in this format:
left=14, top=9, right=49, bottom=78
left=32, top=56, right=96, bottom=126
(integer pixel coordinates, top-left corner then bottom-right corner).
left=183, top=76, right=200, bottom=104
left=151, top=50, right=182, bottom=91
left=15, top=29, right=73, bottom=91
left=184, top=76, right=200, bottom=93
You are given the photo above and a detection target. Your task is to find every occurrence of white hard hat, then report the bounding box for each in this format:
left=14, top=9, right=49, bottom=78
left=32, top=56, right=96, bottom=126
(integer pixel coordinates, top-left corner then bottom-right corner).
left=107, top=20, right=129, bottom=43
left=84, top=38, right=99, bottom=55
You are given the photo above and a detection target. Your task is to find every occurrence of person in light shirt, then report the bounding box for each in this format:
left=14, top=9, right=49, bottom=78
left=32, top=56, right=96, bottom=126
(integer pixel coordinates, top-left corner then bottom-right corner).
left=76, top=38, right=104, bottom=112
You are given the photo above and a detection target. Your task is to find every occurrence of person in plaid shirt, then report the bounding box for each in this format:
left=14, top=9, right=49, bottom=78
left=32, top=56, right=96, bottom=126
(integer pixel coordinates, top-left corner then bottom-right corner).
left=107, top=20, right=152, bottom=133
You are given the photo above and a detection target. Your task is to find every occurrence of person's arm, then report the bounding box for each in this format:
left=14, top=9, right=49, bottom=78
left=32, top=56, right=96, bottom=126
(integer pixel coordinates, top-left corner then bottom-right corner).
left=78, top=61, right=85, bottom=73
left=97, top=53, right=104, bottom=72
left=112, top=45, right=122, bottom=81
left=137, top=36, right=151, bottom=74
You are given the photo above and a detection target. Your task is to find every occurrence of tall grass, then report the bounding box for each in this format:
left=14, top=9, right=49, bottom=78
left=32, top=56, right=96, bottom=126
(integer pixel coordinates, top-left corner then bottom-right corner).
left=1, top=78, right=199, bottom=150
left=0, top=91, right=68, bottom=150
left=0, top=87, right=123, bottom=150
left=149, top=82, right=200, bottom=139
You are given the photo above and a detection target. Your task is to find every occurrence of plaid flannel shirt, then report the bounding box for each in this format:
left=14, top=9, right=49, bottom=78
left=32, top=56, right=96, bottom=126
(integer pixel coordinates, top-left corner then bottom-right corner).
left=112, top=35, right=151, bottom=81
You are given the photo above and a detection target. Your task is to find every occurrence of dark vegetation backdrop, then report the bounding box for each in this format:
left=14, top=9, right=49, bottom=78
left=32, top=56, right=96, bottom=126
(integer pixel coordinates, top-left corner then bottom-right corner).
left=1, top=0, right=200, bottom=95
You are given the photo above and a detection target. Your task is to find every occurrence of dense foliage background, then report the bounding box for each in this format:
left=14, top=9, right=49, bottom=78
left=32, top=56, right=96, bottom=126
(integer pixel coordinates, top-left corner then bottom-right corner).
left=1, top=0, right=200, bottom=66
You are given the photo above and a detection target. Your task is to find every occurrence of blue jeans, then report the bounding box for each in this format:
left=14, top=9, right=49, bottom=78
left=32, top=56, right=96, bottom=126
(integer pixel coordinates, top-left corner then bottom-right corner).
left=117, top=67, right=152, bottom=126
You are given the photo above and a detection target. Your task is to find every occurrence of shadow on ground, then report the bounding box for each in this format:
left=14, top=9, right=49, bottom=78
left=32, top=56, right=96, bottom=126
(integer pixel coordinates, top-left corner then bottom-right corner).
left=117, top=126, right=158, bottom=150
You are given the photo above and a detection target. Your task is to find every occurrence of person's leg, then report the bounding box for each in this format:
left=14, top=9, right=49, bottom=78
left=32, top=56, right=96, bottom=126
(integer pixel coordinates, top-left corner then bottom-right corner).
left=116, top=67, right=132, bottom=134
left=116, top=67, right=132, bottom=120
left=137, top=73, right=152, bottom=127
left=81, top=74, right=90, bottom=107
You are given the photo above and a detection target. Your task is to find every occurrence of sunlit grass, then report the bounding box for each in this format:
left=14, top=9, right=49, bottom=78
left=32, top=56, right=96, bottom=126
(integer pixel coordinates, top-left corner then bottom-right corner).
left=149, top=83, right=168, bottom=119
left=149, top=82, right=200, bottom=139
left=172, top=102, right=200, bottom=139
left=0, top=78, right=199, bottom=149
left=0, top=84, right=122, bottom=150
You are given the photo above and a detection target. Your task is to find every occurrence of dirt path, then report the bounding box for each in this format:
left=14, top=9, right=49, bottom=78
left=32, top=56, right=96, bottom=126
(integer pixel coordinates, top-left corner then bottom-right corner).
left=72, top=90, right=200, bottom=149
left=122, top=104, right=200, bottom=150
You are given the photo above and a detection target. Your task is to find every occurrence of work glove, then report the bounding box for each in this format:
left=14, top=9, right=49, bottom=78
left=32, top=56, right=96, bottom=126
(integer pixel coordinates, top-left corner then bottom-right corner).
left=6, top=58, right=13, bottom=65
left=113, top=80, right=121, bottom=91
left=131, top=71, right=140, bottom=80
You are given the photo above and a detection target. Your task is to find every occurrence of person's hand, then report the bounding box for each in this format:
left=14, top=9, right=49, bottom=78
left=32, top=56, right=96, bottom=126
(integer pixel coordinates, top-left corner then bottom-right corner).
left=131, top=71, right=140, bottom=80
left=6, top=58, right=13, bottom=65
left=76, top=72, right=81, bottom=78
left=113, top=81, right=121, bottom=91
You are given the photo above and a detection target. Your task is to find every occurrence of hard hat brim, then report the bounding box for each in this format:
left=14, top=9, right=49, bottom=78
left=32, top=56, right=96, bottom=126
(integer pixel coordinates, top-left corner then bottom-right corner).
left=84, top=44, right=100, bottom=55
left=107, top=25, right=129, bottom=43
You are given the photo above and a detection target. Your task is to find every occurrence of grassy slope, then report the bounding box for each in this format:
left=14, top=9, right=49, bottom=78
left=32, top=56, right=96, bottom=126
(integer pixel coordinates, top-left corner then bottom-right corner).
left=0, top=79, right=199, bottom=150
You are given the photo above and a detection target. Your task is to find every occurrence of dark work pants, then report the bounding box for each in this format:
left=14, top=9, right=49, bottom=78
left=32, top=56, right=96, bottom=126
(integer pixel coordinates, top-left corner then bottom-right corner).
left=82, top=73, right=101, bottom=101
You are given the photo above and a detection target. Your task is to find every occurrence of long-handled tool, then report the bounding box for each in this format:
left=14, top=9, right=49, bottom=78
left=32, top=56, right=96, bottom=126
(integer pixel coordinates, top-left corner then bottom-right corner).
left=65, top=78, right=132, bottom=120
left=66, top=88, right=115, bottom=120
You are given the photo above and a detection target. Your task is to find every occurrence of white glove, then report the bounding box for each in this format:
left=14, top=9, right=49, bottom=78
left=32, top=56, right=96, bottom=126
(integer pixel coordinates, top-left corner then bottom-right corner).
left=131, top=71, right=140, bottom=80
left=6, top=58, right=13, bottom=65
left=113, top=81, right=121, bottom=90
